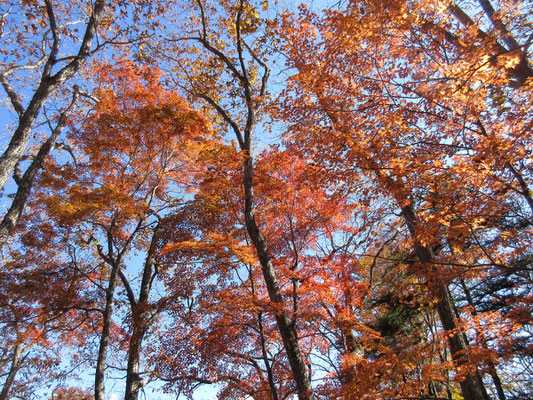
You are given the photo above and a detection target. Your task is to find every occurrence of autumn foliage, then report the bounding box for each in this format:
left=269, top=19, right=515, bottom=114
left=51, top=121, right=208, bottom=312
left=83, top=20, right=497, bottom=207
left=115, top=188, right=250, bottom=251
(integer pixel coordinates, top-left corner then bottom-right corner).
left=0, top=0, right=531, bottom=399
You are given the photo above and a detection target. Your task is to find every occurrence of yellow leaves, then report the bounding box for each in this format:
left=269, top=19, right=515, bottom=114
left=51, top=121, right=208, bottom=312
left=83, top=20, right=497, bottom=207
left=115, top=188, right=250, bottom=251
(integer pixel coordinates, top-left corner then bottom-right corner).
left=43, top=181, right=147, bottom=225
left=432, top=158, right=444, bottom=168
left=163, top=233, right=257, bottom=265
left=389, top=158, right=407, bottom=174
left=227, top=1, right=262, bottom=35
left=499, top=51, right=522, bottom=70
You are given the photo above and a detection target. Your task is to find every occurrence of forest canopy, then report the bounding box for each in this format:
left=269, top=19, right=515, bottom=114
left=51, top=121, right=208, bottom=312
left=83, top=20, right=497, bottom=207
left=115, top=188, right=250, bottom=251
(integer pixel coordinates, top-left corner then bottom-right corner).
left=0, top=0, right=531, bottom=399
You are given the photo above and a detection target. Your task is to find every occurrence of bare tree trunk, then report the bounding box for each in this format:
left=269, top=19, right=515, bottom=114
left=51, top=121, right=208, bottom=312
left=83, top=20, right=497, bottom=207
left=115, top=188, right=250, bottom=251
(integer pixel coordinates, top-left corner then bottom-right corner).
left=0, top=342, right=23, bottom=400
left=0, top=88, right=80, bottom=246
left=124, top=327, right=147, bottom=400
left=95, top=261, right=120, bottom=400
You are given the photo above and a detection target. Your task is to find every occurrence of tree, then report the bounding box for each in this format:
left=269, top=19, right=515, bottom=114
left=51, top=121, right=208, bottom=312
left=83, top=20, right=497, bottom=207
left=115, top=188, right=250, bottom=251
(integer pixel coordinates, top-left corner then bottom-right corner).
left=151, top=143, right=354, bottom=398
left=0, top=0, right=530, bottom=398
left=153, top=0, right=317, bottom=397
left=0, top=0, right=106, bottom=246
left=34, top=59, right=210, bottom=400
left=276, top=0, right=532, bottom=399
left=0, top=0, right=168, bottom=246
left=0, top=224, right=100, bottom=400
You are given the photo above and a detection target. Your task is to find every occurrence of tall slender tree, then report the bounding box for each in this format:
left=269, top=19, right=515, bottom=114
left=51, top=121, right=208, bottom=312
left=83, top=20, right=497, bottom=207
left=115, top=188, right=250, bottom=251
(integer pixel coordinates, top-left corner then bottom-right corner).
left=155, top=0, right=316, bottom=397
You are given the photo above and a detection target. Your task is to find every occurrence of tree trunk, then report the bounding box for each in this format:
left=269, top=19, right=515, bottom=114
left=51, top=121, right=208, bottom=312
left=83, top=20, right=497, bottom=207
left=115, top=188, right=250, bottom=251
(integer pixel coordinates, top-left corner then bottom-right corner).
left=124, top=326, right=147, bottom=400
left=95, top=261, right=120, bottom=400
left=242, top=156, right=314, bottom=400
left=123, top=301, right=149, bottom=400
left=0, top=342, right=23, bottom=400
left=402, top=204, right=491, bottom=400
left=0, top=0, right=104, bottom=191
left=124, top=230, right=159, bottom=400
left=193, top=4, right=312, bottom=393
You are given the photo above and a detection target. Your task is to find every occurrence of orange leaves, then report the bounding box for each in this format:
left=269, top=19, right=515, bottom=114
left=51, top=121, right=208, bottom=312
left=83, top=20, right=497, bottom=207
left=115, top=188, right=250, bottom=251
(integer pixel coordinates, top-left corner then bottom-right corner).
left=76, top=60, right=209, bottom=170
left=46, top=387, right=92, bottom=400
left=39, top=59, right=214, bottom=233
left=43, top=181, right=148, bottom=225
left=163, top=233, right=257, bottom=266
left=275, top=1, right=533, bottom=398
left=2, top=0, right=531, bottom=398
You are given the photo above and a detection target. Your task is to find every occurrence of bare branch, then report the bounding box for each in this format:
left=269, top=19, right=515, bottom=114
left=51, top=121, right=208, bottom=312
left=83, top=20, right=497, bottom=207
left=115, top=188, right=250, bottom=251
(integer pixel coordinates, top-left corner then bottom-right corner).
left=195, top=0, right=245, bottom=83
left=0, top=74, right=24, bottom=117
left=0, top=0, right=105, bottom=192
left=0, top=85, right=81, bottom=246
left=53, top=142, right=78, bottom=165
left=242, top=39, right=270, bottom=104
left=1, top=57, right=48, bottom=76
left=196, top=92, right=245, bottom=147
left=196, top=0, right=208, bottom=40
left=118, top=269, right=138, bottom=309
left=42, top=0, right=61, bottom=78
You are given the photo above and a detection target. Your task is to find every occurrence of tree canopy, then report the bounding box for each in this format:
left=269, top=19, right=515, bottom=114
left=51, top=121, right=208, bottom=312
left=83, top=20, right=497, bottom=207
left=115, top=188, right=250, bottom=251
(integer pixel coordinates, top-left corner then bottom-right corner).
left=0, top=0, right=531, bottom=399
